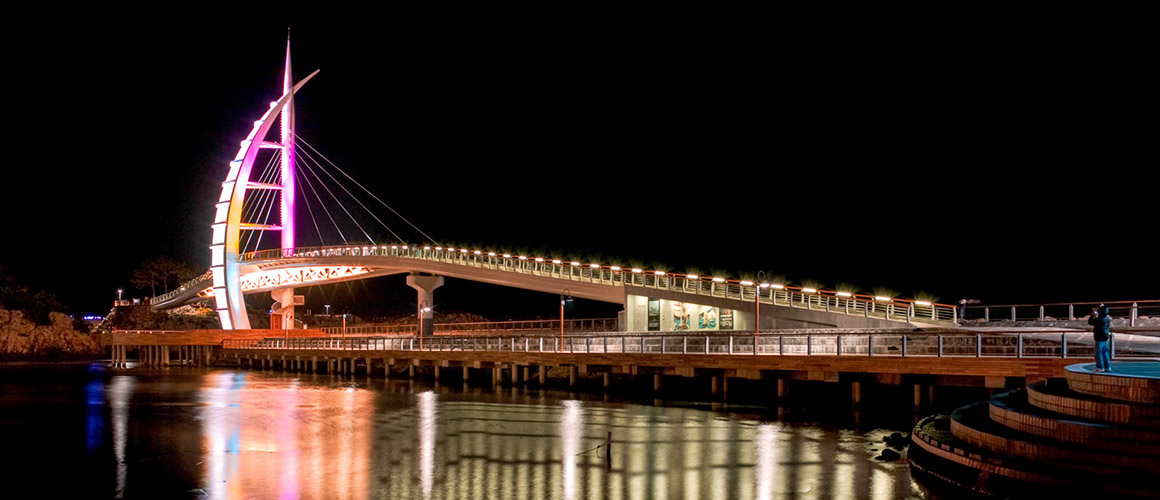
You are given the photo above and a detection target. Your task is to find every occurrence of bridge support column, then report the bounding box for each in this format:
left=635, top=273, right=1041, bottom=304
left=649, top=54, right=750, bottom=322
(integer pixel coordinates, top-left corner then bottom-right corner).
left=851, top=381, right=863, bottom=408
left=722, top=376, right=730, bottom=399
left=603, top=372, right=611, bottom=391
left=365, top=357, right=372, bottom=376
left=511, top=365, right=520, bottom=386
left=523, top=366, right=530, bottom=385
left=653, top=374, right=662, bottom=393
left=407, top=274, right=444, bottom=338
left=711, top=376, right=720, bottom=396
left=539, top=366, right=547, bottom=386
left=777, top=378, right=788, bottom=401
left=463, top=366, right=469, bottom=383
left=914, top=384, right=924, bottom=410
left=569, top=366, right=578, bottom=388
left=434, top=365, right=441, bottom=382
left=385, top=359, right=391, bottom=379
left=409, top=364, right=415, bottom=378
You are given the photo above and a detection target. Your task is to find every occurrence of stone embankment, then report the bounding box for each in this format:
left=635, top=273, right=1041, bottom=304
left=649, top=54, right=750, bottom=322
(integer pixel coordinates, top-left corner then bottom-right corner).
left=0, top=308, right=103, bottom=358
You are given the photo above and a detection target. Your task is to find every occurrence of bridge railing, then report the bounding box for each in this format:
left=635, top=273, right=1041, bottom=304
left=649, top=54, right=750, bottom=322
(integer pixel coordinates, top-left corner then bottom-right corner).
left=238, top=244, right=959, bottom=325
left=963, top=300, right=1160, bottom=326
left=221, top=329, right=1159, bottom=359
left=318, top=318, right=619, bottom=336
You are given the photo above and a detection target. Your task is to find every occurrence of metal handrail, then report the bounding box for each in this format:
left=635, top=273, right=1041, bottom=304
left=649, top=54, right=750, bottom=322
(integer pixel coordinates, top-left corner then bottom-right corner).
left=963, top=300, right=1160, bottom=326
left=220, top=329, right=1159, bottom=359
left=318, top=318, right=620, bottom=335
left=228, top=244, right=958, bottom=325
left=150, top=270, right=214, bottom=305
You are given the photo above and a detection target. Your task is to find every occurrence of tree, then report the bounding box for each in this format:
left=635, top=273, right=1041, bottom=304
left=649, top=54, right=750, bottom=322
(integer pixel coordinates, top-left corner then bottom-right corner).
left=131, top=256, right=195, bottom=296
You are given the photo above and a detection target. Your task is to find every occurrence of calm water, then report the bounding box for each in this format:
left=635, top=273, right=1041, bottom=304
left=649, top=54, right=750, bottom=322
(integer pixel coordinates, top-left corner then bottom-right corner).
left=0, top=363, right=961, bottom=499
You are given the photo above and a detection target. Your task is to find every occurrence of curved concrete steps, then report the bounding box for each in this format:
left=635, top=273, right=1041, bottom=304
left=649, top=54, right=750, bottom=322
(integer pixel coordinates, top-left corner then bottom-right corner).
left=1027, top=378, right=1160, bottom=428
left=953, top=400, right=1160, bottom=474
left=989, top=389, right=1160, bottom=455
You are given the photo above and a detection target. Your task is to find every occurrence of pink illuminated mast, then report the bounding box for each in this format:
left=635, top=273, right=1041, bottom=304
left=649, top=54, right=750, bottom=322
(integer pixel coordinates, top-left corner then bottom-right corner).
left=280, top=35, right=296, bottom=253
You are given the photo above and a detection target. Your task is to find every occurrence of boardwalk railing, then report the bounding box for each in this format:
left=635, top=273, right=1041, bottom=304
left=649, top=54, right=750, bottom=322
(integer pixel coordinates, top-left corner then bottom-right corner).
left=221, top=330, right=1158, bottom=359
left=228, top=244, right=958, bottom=325
left=319, top=318, right=619, bottom=336
left=963, top=300, right=1160, bottom=326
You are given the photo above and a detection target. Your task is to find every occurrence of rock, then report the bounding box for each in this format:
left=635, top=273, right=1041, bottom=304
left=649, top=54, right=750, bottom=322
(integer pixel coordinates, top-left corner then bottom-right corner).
left=876, top=449, right=901, bottom=461
left=883, top=432, right=909, bottom=449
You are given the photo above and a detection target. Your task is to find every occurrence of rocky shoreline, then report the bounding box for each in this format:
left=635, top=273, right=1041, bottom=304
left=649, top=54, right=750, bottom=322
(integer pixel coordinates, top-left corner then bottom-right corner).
left=0, top=308, right=103, bottom=360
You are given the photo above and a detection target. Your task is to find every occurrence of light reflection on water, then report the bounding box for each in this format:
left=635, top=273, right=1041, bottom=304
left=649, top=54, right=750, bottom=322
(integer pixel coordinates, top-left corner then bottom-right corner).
left=0, top=366, right=933, bottom=499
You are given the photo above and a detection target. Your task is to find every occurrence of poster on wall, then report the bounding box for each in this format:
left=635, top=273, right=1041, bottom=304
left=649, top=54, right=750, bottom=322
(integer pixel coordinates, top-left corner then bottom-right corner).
left=672, top=301, right=719, bottom=331
left=720, top=309, right=733, bottom=330
left=647, top=298, right=660, bottom=331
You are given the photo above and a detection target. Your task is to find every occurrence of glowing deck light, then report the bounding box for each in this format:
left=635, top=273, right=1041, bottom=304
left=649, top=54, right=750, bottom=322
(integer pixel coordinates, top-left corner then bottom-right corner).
left=460, top=249, right=468, bottom=253
left=503, top=254, right=512, bottom=258
left=876, top=296, right=893, bottom=302
left=488, top=252, right=496, bottom=256
left=390, top=245, right=398, bottom=249
left=803, top=287, right=818, bottom=294
left=713, top=277, right=726, bottom=283
left=837, top=291, right=852, bottom=297
left=771, top=284, right=785, bottom=289
left=435, top=247, right=443, bottom=251
left=631, top=268, right=643, bottom=273
left=402, top=245, right=409, bottom=250
left=535, top=257, right=545, bottom=262
left=518, top=256, right=527, bottom=260
left=687, top=274, right=699, bottom=279
left=915, top=300, right=933, bottom=306
left=759, top=283, right=771, bottom=288
left=474, top=250, right=482, bottom=255
left=424, top=246, right=431, bottom=250
left=589, top=264, right=600, bottom=269
left=610, top=266, right=621, bottom=271
left=655, top=271, right=666, bottom=276
left=570, top=261, right=581, bottom=267
left=740, top=280, right=753, bottom=286
left=551, top=259, right=562, bottom=264
left=447, top=247, right=455, bottom=251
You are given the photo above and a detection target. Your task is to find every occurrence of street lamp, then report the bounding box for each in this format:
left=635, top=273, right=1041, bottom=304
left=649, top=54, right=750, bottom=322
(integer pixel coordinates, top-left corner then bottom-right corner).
left=116, top=289, right=123, bottom=301
left=324, top=304, right=331, bottom=316
left=560, top=289, right=572, bottom=351
left=755, top=271, right=766, bottom=334
left=418, top=300, right=430, bottom=339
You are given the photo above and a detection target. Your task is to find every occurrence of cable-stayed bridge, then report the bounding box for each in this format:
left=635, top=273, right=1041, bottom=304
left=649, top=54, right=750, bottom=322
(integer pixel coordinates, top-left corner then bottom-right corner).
left=150, top=38, right=957, bottom=332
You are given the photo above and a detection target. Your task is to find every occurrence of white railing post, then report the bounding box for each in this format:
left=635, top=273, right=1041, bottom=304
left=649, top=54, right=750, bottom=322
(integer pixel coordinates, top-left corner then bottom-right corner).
left=937, top=335, right=943, bottom=357
left=836, top=335, right=841, bottom=356
left=901, top=335, right=907, bottom=357
left=728, top=336, right=733, bottom=355
left=1017, top=334, right=1023, bottom=358
left=1132, top=302, right=1139, bottom=327
left=868, top=335, right=873, bottom=356
left=977, top=334, right=982, bottom=357
left=1061, top=333, right=1067, bottom=358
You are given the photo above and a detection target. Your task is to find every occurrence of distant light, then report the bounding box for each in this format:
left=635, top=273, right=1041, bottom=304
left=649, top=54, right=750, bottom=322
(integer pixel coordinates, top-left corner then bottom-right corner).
left=535, top=257, right=545, bottom=262
left=503, top=254, right=512, bottom=258
left=631, top=268, right=643, bottom=273
left=402, top=245, right=409, bottom=250
left=655, top=271, right=666, bottom=276
left=916, top=300, right=933, bottom=306
left=712, top=277, right=726, bottom=283
left=687, top=274, right=699, bottom=280
left=740, top=280, right=753, bottom=286
left=518, top=256, right=527, bottom=260
left=875, top=296, right=892, bottom=302
left=759, top=283, right=771, bottom=289
left=460, top=249, right=468, bottom=253
left=802, top=287, right=817, bottom=294
left=837, top=291, right=852, bottom=297
left=590, top=264, right=600, bottom=269
left=488, top=252, right=496, bottom=256
left=391, top=245, right=398, bottom=249
left=474, top=250, right=482, bottom=255
left=570, top=261, right=581, bottom=267
left=424, top=246, right=431, bottom=250
left=611, top=266, right=621, bottom=271
left=447, top=247, right=455, bottom=251
left=771, top=284, right=785, bottom=289
left=552, top=259, right=562, bottom=264
left=435, top=247, right=443, bottom=251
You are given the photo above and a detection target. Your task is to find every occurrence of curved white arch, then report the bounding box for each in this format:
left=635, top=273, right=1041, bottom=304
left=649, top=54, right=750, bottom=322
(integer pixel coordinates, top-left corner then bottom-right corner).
left=210, top=70, right=318, bottom=330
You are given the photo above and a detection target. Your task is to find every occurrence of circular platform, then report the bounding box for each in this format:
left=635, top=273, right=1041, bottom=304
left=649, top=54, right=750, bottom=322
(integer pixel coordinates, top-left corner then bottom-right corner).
left=1065, top=361, right=1160, bottom=404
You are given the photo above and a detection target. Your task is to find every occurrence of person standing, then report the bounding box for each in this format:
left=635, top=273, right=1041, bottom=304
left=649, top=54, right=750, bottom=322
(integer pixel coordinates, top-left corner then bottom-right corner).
left=1088, top=304, right=1113, bottom=372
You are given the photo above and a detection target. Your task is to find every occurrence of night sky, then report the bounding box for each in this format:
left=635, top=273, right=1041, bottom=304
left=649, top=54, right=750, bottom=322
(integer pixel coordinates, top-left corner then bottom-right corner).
left=2, top=16, right=1153, bottom=320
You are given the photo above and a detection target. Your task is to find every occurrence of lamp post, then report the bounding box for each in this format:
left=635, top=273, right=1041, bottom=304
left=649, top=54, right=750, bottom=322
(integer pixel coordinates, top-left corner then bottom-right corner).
left=418, top=300, right=430, bottom=343
left=560, top=289, right=572, bottom=351
left=755, top=271, right=766, bottom=334
left=116, top=289, right=123, bottom=302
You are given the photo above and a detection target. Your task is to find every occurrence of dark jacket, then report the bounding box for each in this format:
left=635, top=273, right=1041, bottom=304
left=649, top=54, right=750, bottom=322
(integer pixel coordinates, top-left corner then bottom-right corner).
left=1088, top=306, right=1112, bottom=342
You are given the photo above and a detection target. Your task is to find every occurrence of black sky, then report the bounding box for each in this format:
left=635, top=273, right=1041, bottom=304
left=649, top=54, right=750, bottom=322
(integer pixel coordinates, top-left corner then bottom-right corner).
left=2, top=15, right=1154, bottom=318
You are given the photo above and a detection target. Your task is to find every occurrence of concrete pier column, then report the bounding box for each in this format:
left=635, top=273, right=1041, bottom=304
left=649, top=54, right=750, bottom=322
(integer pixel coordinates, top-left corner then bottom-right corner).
left=914, top=384, right=924, bottom=410
left=312, top=356, right=318, bottom=373
left=603, top=372, right=611, bottom=391
left=711, top=376, right=720, bottom=396
left=409, top=364, right=415, bottom=378
left=512, top=365, right=520, bottom=386
left=928, top=384, right=936, bottom=407
left=523, top=366, right=530, bottom=384
left=385, top=359, right=391, bottom=378
left=569, top=366, right=578, bottom=388
left=539, top=366, right=547, bottom=386
left=282, top=355, right=288, bottom=372
left=777, top=379, right=788, bottom=400
left=722, top=377, right=730, bottom=399
left=434, top=365, right=441, bottom=382
left=163, top=347, right=170, bottom=367
left=492, top=367, right=500, bottom=387
left=406, top=274, right=444, bottom=337
left=463, top=366, right=470, bottom=382
left=851, top=381, right=863, bottom=408
left=654, top=374, right=662, bottom=393
left=365, top=357, right=372, bottom=376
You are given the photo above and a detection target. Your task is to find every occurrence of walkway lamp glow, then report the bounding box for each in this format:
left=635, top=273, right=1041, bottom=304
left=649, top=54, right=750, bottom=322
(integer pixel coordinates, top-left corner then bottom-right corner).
left=771, top=284, right=785, bottom=290
left=655, top=271, right=666, bottom=276
left=837, top=291, right=852, bottom=298
left=589, top=264, right=600, bottom=269
left=713, top=277, right=726, bottom=283
left=687, top=274, right=699, bottom=280
left=418, top=300, right=430, bottom=340
left=802, top=288, right=817, bottom=294
left=117, top=289, right=123, bottom=301
left=631, top=268, right=643, bottom=273
left=916, top=300, right=933, bottom=307
left=611, top=266, right=621, bottom=271
left=324, top=304, right=331, bottom=316
left=571, top=262, right=581, bottom=267
left=875, top=296, right=892, bottom=302
left=552, top=259, right=562, bottom=264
